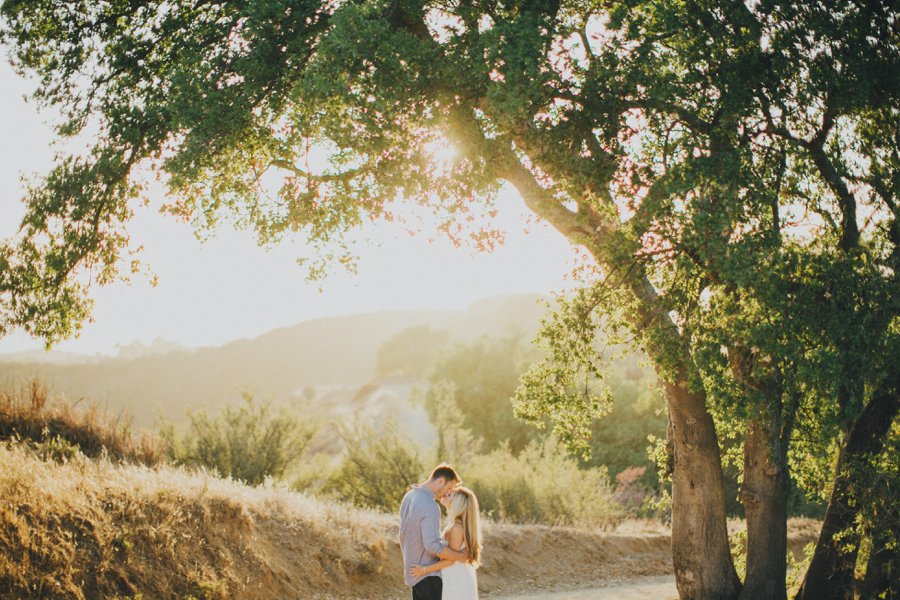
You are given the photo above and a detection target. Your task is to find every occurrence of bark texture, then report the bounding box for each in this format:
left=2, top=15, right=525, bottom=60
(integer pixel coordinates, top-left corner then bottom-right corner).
left=664, top=378, right=742, bottom=600
left=796, top=387, right=899, bottom=600
left=739, top=417, right=789, bottom=600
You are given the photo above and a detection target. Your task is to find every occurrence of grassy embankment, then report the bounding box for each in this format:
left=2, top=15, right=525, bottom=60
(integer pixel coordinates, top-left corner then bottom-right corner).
left=0, top=440, right=680, bottom=599
left=0, top=384, right=815, bottom=599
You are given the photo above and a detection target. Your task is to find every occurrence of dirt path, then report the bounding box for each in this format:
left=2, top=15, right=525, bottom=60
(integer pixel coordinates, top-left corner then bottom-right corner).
left=487, top=575, right=677, bottom=600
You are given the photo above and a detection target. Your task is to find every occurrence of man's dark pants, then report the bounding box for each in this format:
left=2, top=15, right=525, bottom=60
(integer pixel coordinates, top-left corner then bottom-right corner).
left=412, top=575, right=442, bottom=600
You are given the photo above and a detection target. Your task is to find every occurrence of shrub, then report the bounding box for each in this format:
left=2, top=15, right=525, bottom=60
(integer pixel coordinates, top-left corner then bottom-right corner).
left=613, top=465, right=664, bottom=518
left=162, top=394, right=315, bottom=486
left=323, top=422, right=423, bottom=512
left=461, top=439, right=624, bottom=528
left=314, top=421, right=624, bottom=528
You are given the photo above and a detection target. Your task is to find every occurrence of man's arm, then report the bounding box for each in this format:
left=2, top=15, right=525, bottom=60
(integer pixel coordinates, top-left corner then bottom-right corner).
left=410, top=559, right=455, bottom=578
left=419, top=507, right=447, bottom=556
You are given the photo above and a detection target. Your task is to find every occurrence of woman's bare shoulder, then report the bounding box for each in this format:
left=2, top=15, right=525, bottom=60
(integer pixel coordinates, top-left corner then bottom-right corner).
left=447, top=522, right=465, bottom=545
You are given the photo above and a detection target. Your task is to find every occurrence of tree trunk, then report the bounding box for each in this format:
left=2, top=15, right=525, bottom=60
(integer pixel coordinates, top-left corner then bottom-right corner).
left=664, top=378, right=742, bottom=600
left=739, top=416, right=789, bottom=600
left=858, top=529, right=897, bottom=600
left=794, top=451, right=862, bottom=600
left=485, top=124, right=740, bottom=600
left=795, top=387, right=900, bottom=600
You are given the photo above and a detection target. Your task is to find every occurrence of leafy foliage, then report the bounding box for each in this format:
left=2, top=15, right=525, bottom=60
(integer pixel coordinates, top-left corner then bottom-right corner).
left=423, top=335, right=541, bottom=454
left=581, top=358, right=667, bottom=488
left=2, top=0, right=898, bottom=594
left=420, top=333, right=669, bottom=520
left=423, top=332, right=667, bottom=485
left=162, top=394, right=315, bottom=486
left=323, top=422, right=424, bottom=512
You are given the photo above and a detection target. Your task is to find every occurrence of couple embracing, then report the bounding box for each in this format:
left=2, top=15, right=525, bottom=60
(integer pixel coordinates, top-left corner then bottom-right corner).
left=399, top=464, right=482, bottom=600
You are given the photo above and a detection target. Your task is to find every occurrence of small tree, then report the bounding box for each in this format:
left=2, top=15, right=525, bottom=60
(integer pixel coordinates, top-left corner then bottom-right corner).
left=424, top=336, right=541, bottom=454
left=324, top=422, right=423, bottom=512
left=163, top=394, right=315, bottom=486
left=375, top=326, right=451, bottom=378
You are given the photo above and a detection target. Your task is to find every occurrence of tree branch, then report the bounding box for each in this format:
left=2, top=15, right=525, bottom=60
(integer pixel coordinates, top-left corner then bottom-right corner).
left=578, top=25, right=594, bottom=70
left=628, top=99, right=715, bottom=136
left=807, top=143, right=859, bottom=251
left=498, top=156, right=599, bottom=242
left=269, top=159, right=361, bottom=183
left=762, top=97, right=859, bottom=251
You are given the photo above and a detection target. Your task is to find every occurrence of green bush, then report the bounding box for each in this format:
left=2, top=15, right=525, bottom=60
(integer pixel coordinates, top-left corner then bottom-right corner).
left=317, top=422, right=624, bottom=528
left=162, top=394, right=315, bottom=486
left=323, top=423, right=423, bottom=512
left=461, top=439, right=624, bottom=528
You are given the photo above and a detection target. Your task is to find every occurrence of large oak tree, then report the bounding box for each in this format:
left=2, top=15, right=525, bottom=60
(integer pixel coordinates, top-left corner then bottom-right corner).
left=1, top=1, right=897, bottom=599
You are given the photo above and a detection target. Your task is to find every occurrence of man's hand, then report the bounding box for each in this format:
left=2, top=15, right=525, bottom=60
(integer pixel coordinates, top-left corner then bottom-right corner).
left=410, top=564, right=428, bottom=577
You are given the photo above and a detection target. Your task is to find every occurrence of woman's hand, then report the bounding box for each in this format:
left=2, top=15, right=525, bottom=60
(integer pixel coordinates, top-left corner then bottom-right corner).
left=410, top=564, right=428, bottom=577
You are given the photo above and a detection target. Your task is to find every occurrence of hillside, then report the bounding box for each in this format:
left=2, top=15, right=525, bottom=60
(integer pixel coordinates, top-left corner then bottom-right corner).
left=0, top=441, right=675, bottom=600
left=0, top=383, right=822, bottom=600
left=0, top=295, right=548, bottom=428
left=0, top=439, right=825, bottom=600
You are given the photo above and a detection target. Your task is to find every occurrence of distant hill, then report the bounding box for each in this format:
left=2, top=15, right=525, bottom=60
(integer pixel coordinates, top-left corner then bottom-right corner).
left=114, top=338, right=189, bottom=360
left=0, top=349, right=104, bottom=365
left=0, top=295, right=549, bottom=428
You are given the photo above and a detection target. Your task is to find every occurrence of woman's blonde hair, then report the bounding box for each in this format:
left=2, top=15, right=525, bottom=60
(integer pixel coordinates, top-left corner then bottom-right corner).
left=444, top=486, right=482, bottom=567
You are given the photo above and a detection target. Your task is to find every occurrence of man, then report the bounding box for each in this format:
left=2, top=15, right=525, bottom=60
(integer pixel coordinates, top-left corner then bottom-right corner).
left=399, top=464, right=469, bottom=600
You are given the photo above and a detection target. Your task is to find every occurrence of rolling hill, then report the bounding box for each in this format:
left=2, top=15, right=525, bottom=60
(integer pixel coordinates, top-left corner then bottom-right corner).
left=0, top=295, right=548, bottom=429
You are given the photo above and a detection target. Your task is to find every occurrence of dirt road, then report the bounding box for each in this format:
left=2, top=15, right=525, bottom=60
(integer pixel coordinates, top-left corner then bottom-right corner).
left=487, top=575, right=677, bottom=599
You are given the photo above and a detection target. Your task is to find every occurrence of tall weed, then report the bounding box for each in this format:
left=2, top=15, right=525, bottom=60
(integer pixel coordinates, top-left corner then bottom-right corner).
left=0, top=379, right=164, bottom=465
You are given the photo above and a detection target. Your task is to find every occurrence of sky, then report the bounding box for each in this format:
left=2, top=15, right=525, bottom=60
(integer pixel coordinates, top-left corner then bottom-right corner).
left=0, top=60, right=582, bottom=356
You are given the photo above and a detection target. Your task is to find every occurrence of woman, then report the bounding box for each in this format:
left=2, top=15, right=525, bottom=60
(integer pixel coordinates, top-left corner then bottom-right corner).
left=410, top=486, right=482, bottom=600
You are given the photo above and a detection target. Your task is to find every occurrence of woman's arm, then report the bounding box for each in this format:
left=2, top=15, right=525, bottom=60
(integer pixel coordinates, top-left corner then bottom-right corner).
left=410, top=524, right=469, bottom=577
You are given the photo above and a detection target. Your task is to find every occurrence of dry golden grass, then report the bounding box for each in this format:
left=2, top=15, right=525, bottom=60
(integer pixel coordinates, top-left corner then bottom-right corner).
left=0, top=380, right=165, bottom=466
left=0, top=382, right=676, bottom=598
left=0, top=383, right=820, bottom=599
left=0, top=440, right=401, bottom=599
left=0, top=437, right=681, bottom=600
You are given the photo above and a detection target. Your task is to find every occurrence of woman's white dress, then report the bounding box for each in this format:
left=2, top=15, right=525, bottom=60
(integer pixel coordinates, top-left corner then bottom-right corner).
left=441, top=543, right=478, bottom=600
